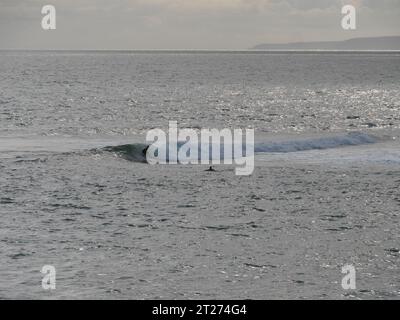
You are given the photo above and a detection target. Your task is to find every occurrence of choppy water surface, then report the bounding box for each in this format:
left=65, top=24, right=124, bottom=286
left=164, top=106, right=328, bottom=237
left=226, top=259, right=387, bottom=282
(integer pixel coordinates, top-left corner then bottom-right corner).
left=0, top=51, right=399, bottom=299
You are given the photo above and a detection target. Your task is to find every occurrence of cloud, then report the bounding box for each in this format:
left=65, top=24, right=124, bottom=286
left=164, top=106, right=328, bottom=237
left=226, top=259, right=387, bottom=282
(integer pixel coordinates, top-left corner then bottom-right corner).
left=0, top=0, right=399, bottom=49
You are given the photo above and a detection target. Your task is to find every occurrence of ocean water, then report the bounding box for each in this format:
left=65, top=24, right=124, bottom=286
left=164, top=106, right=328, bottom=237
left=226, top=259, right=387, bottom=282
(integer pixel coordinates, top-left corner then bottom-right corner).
left=0, top=51, right=399, bottom=299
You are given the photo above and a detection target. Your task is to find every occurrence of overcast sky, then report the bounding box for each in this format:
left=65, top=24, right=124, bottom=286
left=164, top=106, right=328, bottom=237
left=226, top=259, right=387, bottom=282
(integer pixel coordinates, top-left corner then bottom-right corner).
left=0, top=0, right=399, bottom=49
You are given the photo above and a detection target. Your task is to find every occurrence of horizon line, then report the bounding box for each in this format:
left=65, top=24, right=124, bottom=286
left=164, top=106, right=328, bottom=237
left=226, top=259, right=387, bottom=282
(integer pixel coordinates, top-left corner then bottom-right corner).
left=1, top=49, right=400, bottom=54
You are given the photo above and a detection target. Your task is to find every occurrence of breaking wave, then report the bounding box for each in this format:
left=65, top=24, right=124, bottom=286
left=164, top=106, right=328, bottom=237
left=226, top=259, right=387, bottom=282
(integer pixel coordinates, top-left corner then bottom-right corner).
left=103, top=143, right=149, bottom=162
left=102, top=132, right=378, bottom=163
left=253, top=132, right=377, bottom=153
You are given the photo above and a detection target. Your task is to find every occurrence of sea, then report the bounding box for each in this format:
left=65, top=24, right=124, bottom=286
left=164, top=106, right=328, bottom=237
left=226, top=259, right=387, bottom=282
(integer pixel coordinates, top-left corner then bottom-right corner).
left=0, top=51, right=399, bottom=299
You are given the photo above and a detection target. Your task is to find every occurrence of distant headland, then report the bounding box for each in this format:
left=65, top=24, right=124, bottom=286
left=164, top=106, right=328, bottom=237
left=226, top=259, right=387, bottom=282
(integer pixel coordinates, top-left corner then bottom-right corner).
left=251, top=36, right=400, bottom=51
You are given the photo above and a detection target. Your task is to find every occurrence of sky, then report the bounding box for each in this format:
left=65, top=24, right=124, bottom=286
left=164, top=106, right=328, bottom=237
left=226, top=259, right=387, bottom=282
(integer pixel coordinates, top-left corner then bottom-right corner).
left=0, top=0, right=399, bottom=49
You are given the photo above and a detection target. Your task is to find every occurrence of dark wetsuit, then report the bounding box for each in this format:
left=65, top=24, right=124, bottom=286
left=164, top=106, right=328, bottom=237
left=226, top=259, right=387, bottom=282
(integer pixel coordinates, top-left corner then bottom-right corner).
left=142, top=145, right=150, bottom=156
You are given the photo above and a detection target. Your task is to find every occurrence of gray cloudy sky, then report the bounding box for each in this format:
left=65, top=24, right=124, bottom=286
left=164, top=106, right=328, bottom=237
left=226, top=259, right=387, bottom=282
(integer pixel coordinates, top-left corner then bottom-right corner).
left=0, top=0, right=399, bottom=49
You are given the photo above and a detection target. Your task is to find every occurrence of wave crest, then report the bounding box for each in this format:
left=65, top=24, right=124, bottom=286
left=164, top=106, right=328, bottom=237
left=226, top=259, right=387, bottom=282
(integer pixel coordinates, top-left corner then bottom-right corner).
left=254, top=132, right=377, bottom=153
left=102, top=132, right=377, bottom=163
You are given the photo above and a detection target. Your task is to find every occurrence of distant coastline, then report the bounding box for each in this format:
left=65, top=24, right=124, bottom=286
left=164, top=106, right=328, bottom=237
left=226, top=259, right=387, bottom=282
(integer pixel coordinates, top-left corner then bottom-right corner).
left=251, top=36, right=400, bottom=51
left=1, top=36, right=400, bottom=52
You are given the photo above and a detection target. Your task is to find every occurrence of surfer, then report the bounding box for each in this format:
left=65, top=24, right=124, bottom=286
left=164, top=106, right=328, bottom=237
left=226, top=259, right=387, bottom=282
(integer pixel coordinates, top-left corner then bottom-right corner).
left=206, top=166, right=216, bottom=172
left=142, top=145, right=149, bottom=156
